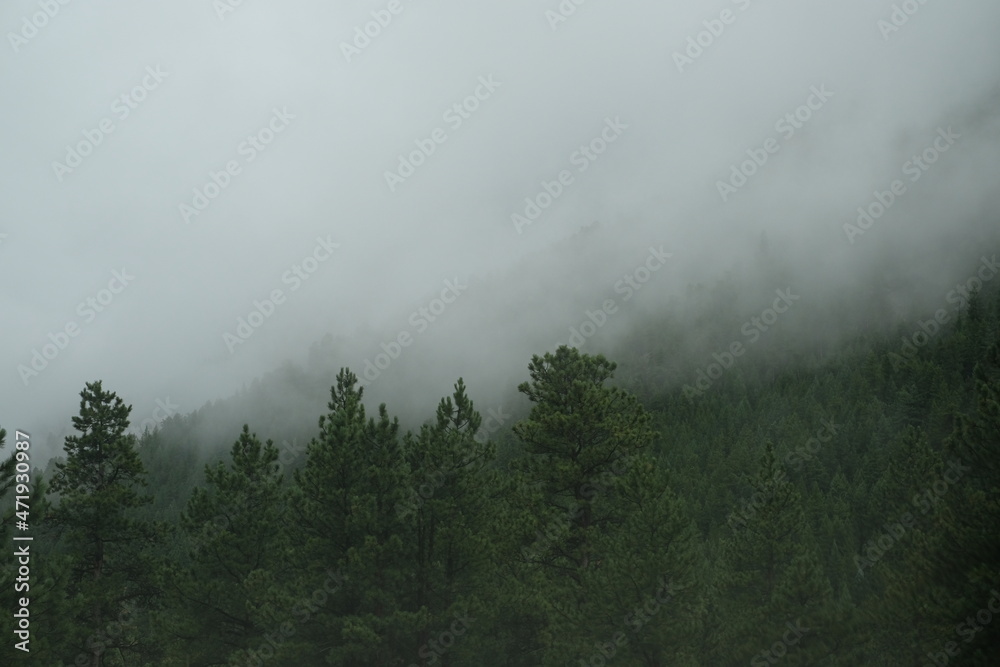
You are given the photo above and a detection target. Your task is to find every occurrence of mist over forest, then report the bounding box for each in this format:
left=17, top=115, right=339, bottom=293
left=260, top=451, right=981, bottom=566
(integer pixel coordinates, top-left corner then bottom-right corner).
left=2, top=1, right=1000, bottom=665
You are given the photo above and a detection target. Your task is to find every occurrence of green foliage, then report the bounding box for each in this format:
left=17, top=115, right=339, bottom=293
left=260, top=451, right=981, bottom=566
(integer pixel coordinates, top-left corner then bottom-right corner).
left=288, top=368, right=421, bottom=665
left=155, top=425, right=287, bottom=665
left=9, top=256, right=1000, bottom=664
left=0, top=427, right=76, bottom=664
left=46, top=381, right=161, bottom=666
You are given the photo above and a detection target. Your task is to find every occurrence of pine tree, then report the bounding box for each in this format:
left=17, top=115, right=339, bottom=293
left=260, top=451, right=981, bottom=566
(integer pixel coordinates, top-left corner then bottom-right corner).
left=932, top=337, right=1000, bottom=664
left=156, top=425, right=287, bottom=665
left=47, top=381, right=159, bottom=667
left=399, top=378, right=497, bottom=665
left=289, top=368, right=420, bottom=665
left=507, top=346, right=663, bottom=663
left=859, top=426, right=951, bottom=663
left=712, top=442, right=835, bottom=666
left=513, top=346, right=655, bottom=575
left=572, top=455, right=704, bottom=667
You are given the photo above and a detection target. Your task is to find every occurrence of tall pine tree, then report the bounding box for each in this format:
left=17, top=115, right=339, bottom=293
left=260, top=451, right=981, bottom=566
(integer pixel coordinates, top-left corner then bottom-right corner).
left=156, top=425, right=288, bottom=665
left=47, top=381, right=159, bottom=667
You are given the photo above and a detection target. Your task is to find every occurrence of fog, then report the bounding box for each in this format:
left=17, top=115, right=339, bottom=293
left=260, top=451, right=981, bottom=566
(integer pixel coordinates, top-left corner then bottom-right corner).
left=2, top=0, right=999, bottom=460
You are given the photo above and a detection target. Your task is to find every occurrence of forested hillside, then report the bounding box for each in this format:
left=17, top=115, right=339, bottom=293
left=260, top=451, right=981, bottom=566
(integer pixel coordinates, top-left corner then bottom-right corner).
left=2, top=256, right=999, bottom=666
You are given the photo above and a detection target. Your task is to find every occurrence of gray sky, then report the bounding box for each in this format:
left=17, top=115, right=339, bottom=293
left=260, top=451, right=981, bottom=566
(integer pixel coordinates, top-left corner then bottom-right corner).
left=3, top=0, right=1000, bottom=459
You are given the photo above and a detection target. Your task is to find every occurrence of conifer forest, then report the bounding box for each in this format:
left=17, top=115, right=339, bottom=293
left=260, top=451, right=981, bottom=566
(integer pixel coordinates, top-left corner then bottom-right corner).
left=2, top=1, right=1000, bottom=665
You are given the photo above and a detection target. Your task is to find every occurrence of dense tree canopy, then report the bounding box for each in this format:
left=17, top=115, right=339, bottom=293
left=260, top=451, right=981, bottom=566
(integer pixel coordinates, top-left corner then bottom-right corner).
left=2, top=262, right=999, bottom=665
